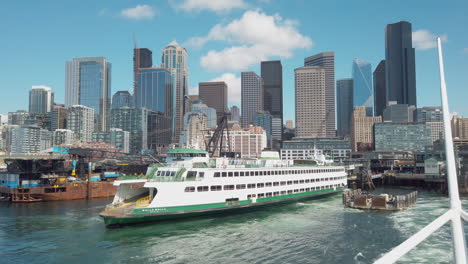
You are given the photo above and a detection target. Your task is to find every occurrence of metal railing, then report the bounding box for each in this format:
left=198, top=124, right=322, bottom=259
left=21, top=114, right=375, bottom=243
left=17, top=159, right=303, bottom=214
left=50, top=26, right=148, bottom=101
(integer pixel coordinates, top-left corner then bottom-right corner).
left=374, top=37, right=467, bottom=263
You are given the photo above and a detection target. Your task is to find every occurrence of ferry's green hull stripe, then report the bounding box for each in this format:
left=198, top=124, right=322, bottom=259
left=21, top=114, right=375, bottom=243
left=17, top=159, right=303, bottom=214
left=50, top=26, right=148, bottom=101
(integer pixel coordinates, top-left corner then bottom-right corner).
left=102, top=187, right=343, bottom=226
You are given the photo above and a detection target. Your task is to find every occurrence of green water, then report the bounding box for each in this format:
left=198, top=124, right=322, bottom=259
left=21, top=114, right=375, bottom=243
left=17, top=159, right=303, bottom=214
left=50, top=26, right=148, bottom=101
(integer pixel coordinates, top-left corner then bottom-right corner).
left=1, top=189, right=467, bottom=264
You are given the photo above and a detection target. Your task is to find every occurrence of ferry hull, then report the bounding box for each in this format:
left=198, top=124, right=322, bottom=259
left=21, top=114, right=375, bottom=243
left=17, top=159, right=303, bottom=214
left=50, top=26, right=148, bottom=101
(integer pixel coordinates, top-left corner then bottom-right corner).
left=101, top=187, right=343, bottom=227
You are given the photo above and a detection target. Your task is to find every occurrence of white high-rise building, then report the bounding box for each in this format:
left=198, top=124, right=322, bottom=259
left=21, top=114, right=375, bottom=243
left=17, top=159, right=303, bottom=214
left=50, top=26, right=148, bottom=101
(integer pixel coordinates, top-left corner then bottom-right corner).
left=295, top=66, right=326, bottom=138
left=67, top=105, right=95, bottom=143
left=53, top=129, right=75, bottom=146
left=29, top=86, right=54, bottom=113
left=241, top=72, right=263, bottom=127
left=10, top=126, right=52, bottom=155
left=161, top=40, right=189, bottom=143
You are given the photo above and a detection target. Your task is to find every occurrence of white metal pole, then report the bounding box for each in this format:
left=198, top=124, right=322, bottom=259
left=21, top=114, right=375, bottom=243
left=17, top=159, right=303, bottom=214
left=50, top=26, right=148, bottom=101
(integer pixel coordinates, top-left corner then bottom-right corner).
left=437, top=36, right=467, bottom=263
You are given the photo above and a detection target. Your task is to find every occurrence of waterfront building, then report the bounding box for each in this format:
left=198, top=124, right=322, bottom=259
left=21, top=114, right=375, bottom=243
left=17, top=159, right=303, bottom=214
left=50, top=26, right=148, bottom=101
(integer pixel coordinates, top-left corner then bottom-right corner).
left=133, top=48, right=153, bottom=95
left=374, top=122, right=432, bottom=152
left=385, top=21, right=416, bottom=107
left=382, top=101, right=415, bottom=123
left=294, top=66, right=326, bottom=138
left=67, top=105, right=95, bottom=143
left=336, top=78, right=354, bottom=138
left=187, top=100, right=217, bottom=128
left=8, top=110, right=29, bottom=126
left=452, top=115, right=468, bottom=139
left=373, top=60, right=386, bottom=116
left=415, top=106, right=443, bottom=122
left=199, top=81, right=228, bottom=122
left=207, top=124, right=267, bottom=158
left=112, top=91, right=133, bottom=109
left=161, top=40, right=189, bottom=143
left=261, top=60, right=283, bottom=141
left=350, top=106, right=382, bottom=151
left=281, top=137, right=352, bottom=160
left=135, top=68, right=173, bottom=115
left=52, top=129, right=75, bottom=146
left=10, top=125, right=52, bottom=155
left=426, top=122, right=444, bottom=143
left=253, top=111, right=273, bottom=148
left=110, top=107, right=148, bottom=154
left=48, top=104, right=68, bottom=131
left=148, top=110, right=172, bottom=152
left=92, top=128, right=130, bottom=153
left=29, top=86, right=53, bottom=114
left=352, top=59, right=373, bottom=115
left=304, top=52, right=336, bottom=137
left=230, top=105, right=241, bottom=123
left=180, top=112, right=208, bottom=149
left=65, top=57, right=111, bottom=131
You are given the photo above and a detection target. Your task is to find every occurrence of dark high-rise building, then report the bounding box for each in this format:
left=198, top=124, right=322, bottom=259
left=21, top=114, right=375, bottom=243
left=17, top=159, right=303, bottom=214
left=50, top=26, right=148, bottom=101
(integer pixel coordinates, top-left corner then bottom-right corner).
left=133, top=48, right=153, bottom=95
left=112, top=91, right=133, bottom=109
left=385, top=21, right=416, bottom=107
left=199, top=81, right=228, bottom=122
left=49, top=104, right=68, bottom=131
left=261, top=60, right=283, bottom=141
left=135, top=68, right=173, bottom=115
left=373, top=60, right=386, bottom=116
left=336, top=79, right=353, bottom=138
left=304, top=52, right=336, bottom=137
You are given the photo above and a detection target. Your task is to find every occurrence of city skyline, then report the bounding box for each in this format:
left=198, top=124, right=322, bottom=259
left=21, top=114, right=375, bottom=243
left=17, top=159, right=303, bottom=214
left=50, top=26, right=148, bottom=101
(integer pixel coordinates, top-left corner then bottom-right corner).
left=1, top=1, right=468, bottom=123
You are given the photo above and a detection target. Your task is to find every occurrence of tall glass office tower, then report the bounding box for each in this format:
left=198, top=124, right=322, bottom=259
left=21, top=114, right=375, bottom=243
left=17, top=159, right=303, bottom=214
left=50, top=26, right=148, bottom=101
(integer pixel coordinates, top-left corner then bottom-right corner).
left=29, top=86, right=53, bottom=113
left=352, top=58, right=373, bottom=116
left=261, top=60, right=283, bottom=142
left=65, top=57, right=111, bottom=131
left=135, top=68, right=172, bottom=115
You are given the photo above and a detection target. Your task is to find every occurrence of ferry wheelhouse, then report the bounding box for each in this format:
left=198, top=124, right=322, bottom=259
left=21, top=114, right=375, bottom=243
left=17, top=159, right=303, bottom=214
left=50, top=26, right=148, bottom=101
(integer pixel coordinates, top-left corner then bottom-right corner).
left=100, top=149, right=347, bottom=226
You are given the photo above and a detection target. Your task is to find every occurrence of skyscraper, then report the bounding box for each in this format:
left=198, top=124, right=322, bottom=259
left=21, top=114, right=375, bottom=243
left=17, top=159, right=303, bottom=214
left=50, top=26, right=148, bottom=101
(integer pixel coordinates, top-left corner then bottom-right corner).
left=112, top=91, right=133, bottom=109
left=336, top=78, right=354, bottom=138
left=135, top=68, right=173, bottom=115
left=65, top=57, right=111, bottom=131
left=230, top=105, right=241, bottom=123
left=49, top=104, right=68, bottom=131
left=304, top=52, right=336, bottom=137
left=261, top=60, right=283, bottom=141
left=110, top=107, right=148, bottom=154
left=161, top=40, right=189, bottom=143
left=352, top=59, right=373, bottom=116
left=253, top=111, right=273, bottom=148
left=133, top=48, right=153, bottom=95
left=373, top=60, right=386, bottom=116
left=294, top=66, right=326, bottom=138
left=29, top=86, right=54, bottom=114
left=241, top=72, right=263, bottom=127
left=67, top=105, right=95, bottom=143
left=199, top=81, right=228, bottom=122
left=385, top=21, right=416, bottom=107
left=350, top=106, right=382, bottom=151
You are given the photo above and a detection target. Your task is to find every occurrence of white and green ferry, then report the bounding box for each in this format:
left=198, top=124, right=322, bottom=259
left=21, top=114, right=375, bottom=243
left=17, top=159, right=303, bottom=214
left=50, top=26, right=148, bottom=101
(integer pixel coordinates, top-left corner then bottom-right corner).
left=100, top=148, right=347, bottom=226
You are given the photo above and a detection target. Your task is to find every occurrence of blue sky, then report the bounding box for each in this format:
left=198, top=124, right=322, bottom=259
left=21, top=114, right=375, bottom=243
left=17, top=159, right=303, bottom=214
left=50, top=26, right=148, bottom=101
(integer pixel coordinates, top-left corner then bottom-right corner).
left=1, top=0, right=467, bottom=123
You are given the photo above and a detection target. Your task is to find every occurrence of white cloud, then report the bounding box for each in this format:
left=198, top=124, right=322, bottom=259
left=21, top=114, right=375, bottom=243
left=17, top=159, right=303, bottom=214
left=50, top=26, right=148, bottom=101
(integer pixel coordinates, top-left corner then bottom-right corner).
left=190, top=10, right=312, bottom=72
left=412, top=30, right=447, bottom=50
left=177, top=0, right=247, bottom=13
left=211, top=73, right=242, bottom=105
left=120, top=5, right=155, bottom=20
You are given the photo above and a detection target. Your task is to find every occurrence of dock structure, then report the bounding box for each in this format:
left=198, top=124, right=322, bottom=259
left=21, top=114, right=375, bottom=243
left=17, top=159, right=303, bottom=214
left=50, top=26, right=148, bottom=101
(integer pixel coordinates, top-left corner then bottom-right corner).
left=343, top=189, right=417, bottom=211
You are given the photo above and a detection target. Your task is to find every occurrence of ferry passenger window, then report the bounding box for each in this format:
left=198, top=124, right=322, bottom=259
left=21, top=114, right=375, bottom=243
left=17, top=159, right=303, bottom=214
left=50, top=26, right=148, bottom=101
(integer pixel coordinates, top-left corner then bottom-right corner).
left=234, top=172, right=239, bottom=177
left=266, top=182, right=272, bottom=187
left=255, top=171, right=259, bottom=176
left=280, top=181, right=286, bottom=186
left=187, top=171, right=197, bottom=179
left=293, top=180, right=298, bottom=184
left=306, top=188, right=310, bottom=192
left=214, top=172, right=220, bottom=177
left=305, top=179, right=310, bottom=183
left=156, top=171, right=161, bottom=176
left=300, top=188, right=305, bottom=192
left=228, top=172, right=233, bottom=177
left=281, top=191, right=286, bottom=195
left=248, top=195, right=252, bottom=199
left=257, top=183, right=264, bottom=188
left=247, top=184, right=256, bottom=189
left=287, top=190, right=293, bottom=194
left=273, top=182, right=279, bottom=186
left=258, top=193, right=265, bottom=198
left=197, top=186, right=209, bottom=192
left=240, top=172, right=245, bottom=176
left=299, top=180, right=304, bottom=184
left=246, top=171, right=250, bottom=176
left=275, top=171, right=279, bottom=175
left=287, top=181, right=292, bottom=185
left=294, top=189, right=299, bottom=193
left=185, top=186, right=195, bottom=192
left=224, top=185, right=235, bottom=190
left=266, top=192, right=272, bottom=197
left=199, top=172, right=205, bottom=178
left=260, top=171, right=264, bottom=176
left=170, top=171, right=176, bottom=176
left=222, top=172, right=227, bottom=177
left=236, top=184, right=246, bottom=189
left=273, top=192, right=279, bottom=196
left=211, top=185, right=222, bottom=191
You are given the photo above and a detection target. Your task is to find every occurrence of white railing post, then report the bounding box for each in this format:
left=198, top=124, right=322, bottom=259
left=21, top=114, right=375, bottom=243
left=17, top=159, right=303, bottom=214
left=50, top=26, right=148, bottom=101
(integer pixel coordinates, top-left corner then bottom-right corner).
left=437, top=36, right=467, bottom=263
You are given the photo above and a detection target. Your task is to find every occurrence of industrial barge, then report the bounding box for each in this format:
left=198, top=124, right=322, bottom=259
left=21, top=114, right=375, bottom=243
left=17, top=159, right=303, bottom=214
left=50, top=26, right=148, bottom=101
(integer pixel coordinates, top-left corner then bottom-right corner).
left=100, top=148, right=347, bottom=226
